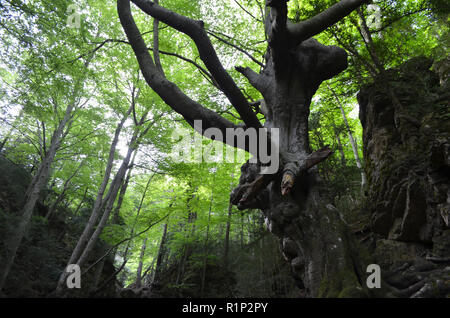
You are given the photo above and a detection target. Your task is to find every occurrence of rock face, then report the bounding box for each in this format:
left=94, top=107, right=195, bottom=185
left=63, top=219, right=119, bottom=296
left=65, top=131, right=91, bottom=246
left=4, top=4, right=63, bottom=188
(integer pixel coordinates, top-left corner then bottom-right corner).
left=357, top=57, right=450, bottom=297
left=0, top=155, right=117, bottom=298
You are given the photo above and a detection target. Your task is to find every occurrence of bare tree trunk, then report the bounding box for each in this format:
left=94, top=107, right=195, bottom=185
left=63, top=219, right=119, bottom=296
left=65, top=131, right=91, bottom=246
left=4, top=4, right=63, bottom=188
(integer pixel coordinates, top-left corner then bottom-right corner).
left=200, top=188, right=213, bottom=296
left=75, top=145, right=137, bottom=268
left=328, top=85, right=367, bottom=191
left=223, top=201, right=232, bottom=269
left=119, top=171, right=155, bottom=267
left=356, top=8, right=385, bottom=74
left=176, top=189, right=197, bottom=285
left=59, top=104, right=133, bottom=282
left=141, top=254, right=156, bottom=284
left=112, top=151, right=137, bottom=225
left=55, top=101, right=143, bottom=292
left=152, top=222, right=168, bottom=286
left=135, top=238, right=147, bottom=288
left=110, top=152, right=137, bottom=259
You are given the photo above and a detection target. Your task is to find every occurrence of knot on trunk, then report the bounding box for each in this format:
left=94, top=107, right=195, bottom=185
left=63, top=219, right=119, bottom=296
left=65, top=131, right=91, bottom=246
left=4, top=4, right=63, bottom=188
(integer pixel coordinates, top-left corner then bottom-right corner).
left=230, top=146, right=333, bottom=210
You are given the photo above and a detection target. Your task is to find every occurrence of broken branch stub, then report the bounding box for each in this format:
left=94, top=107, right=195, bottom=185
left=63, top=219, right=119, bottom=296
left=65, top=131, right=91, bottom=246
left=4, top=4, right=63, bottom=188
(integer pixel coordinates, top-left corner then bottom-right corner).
left=231, top=146, right=333, bottom=209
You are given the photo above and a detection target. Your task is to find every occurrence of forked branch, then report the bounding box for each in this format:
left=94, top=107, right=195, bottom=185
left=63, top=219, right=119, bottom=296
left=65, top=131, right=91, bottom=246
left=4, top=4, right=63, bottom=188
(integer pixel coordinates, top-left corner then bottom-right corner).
left=128, top=0, right=262, bottom=130
left=231, top=146, right=333, bottom=209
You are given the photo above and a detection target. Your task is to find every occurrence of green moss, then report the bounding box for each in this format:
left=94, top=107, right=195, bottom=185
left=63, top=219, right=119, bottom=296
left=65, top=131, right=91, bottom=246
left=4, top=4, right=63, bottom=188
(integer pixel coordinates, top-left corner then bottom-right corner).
left=318, top=267, right=367, bottom=298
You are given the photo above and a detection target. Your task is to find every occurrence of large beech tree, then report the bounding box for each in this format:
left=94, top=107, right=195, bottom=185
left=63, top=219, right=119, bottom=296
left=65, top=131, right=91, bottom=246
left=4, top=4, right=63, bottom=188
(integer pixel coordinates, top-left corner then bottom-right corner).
left=117, top=0, right=372, bottom=297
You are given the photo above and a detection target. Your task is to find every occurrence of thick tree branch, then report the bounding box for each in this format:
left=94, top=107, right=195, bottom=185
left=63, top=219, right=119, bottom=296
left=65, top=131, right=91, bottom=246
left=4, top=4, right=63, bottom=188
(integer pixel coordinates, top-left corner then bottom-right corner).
left=117, top=0, right=241, bottom=148
left=235, top=66, right=270, bottom=94
left=288, top=0, right=370, bottom=45
left=152, top=0, right=164, bottom=75
left=128, top=0, right=262, bottom=130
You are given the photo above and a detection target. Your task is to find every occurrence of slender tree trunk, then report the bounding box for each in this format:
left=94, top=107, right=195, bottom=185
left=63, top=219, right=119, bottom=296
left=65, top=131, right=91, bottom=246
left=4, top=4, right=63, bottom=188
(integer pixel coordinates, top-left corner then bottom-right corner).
left=152, top=222, right=168, bottom=285
left=56, top=105, right=134, bottom=291
left=110, top=152, right=137, bottom=259
left=46, top=160, right=84, bottom=219
left=141, top=254, right=156, bottom=284
left=76, top=145, right=136, bottom=268
left=223, top=201, right=232, bottom=269
left=0, top=74, right=85, bottom=291
left=74, top=187, right=89, bottom=216
left=356, top=8, right=385, bottom=74
left=90, top=258, right=106, bottom=293
left=200, top=188, right=213, bottom=296
left=120, top=171, right=154, bottom=264
left=135, top=238, right=147, bottom=288
left=328, top=85, right=367, bottom=191
left=112, top=151, right=137, bottom=225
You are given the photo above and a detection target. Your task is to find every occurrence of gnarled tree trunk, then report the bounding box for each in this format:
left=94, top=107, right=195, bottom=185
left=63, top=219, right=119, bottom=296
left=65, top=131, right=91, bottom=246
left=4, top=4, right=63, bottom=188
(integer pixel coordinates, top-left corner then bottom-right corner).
left=231, top=30, right=366, bottom=298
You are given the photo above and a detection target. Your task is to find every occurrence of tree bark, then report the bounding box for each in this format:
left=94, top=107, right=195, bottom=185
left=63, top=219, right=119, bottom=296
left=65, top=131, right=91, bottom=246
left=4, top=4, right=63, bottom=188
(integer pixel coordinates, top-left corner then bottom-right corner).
left=112, top=151, right=137, bottom=226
